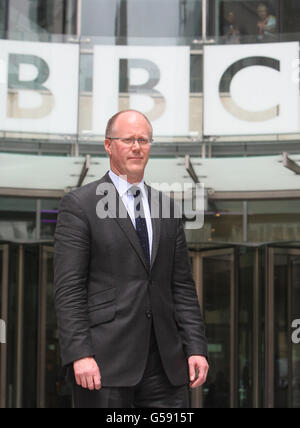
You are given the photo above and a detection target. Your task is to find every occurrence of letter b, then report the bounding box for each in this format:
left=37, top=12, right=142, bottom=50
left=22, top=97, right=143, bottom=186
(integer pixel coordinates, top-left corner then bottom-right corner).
left=7, top=54, right=54, bottom=119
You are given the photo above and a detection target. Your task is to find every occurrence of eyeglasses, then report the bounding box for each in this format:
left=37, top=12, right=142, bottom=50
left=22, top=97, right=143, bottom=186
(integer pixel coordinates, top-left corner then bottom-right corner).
left=106, top=137, right=153, bottom=147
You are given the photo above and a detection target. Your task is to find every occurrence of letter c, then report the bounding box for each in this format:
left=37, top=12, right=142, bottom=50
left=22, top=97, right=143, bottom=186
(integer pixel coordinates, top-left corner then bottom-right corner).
left=219, top=56, right=280, bottom=122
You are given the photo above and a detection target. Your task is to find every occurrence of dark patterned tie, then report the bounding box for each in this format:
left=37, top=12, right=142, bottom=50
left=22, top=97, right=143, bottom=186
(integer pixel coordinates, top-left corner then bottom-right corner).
left=128, top=186, right=151, bottom=268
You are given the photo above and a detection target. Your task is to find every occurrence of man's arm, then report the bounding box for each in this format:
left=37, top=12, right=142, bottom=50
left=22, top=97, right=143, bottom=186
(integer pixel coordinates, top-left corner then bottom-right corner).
left=54, top=192, right=101, bottom=390
left=171, top=219, right=209, bottom=387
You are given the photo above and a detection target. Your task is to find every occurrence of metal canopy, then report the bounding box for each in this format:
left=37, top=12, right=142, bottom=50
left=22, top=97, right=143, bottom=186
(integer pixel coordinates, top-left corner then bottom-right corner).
left=0, top=152, right=300, bottom=199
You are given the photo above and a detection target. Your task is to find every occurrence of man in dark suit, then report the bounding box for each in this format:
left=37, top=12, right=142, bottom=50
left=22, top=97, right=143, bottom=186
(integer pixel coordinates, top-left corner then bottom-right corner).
left=54, top=110, right=208, bottom=408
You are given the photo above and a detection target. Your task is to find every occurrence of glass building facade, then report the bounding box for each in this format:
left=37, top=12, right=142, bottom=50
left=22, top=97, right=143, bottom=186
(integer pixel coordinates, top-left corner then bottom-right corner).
left=0, top=0, right=300, bottom=408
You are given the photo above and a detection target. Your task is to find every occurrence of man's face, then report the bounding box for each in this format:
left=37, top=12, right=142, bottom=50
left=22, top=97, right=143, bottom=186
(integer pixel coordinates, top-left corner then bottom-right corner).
left=227, top=12, right=235, bottom=24
left=104, top=112, right=152, bottom=183
left=258, top=6, right=268, bottom=20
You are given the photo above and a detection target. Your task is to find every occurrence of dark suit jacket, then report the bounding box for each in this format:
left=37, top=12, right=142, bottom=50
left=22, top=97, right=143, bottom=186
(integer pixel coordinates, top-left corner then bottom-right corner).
left=54, top=171, right=208, bottom=387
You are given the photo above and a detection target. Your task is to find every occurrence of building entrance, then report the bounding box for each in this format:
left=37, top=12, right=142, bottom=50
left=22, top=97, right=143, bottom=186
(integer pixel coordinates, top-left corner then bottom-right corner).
left=0, top=241, right=299, bottom=408
left=190, top=242, right=300, bottom=408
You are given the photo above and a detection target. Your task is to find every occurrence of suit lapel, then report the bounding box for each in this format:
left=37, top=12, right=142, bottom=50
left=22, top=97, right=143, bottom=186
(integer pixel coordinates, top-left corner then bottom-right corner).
left=96, top=172, right=150, bottom=271
left=146, top=184, right=161, bottom=270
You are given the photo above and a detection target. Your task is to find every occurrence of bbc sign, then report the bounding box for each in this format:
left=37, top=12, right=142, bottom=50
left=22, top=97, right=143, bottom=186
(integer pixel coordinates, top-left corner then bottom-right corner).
left=0, top=40, right=79, bottom=134
left=0, top=39, right=299, bottom=137
left=204, top=42, right=300, bottom=136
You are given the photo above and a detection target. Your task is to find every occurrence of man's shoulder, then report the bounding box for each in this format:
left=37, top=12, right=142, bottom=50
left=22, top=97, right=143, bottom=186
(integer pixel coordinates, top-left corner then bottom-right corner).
left=65, top=172, right=111, bottom=202
left=145, top=183, right=175, bottom=204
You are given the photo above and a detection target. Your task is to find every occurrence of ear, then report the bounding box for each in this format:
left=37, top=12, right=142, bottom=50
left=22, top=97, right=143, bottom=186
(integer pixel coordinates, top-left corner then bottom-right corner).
left=104, top=138, right=112, bottom=156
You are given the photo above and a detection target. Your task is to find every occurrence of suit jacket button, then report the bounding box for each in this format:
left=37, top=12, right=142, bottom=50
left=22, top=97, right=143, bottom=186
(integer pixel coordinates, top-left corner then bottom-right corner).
left=146, top=309, right=152, bottom=319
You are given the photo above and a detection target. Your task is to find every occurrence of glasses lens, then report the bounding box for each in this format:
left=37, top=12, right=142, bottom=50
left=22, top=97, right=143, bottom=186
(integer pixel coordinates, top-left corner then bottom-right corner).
left=122, top=138, right=150, bottom=145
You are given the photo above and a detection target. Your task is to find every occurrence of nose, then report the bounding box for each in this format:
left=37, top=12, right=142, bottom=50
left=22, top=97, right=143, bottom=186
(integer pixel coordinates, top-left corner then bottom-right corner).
left=131, top=140, right=141, bottom=150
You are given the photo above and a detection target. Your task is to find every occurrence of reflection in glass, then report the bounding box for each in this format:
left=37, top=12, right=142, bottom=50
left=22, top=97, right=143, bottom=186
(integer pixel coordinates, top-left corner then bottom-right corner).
left=5, top=0, right=77, bottom=40
left=202, top=253, right=232, bottom=408
left=216, top=0, right=280, bottom=43
left=216, top=0, right=300, bottom=44
left=0, top=0, right=8, bottom=38
left=237, top=246, right=265, bottom=408
left=0, top=242, right=72, bottom=408
left=0, top=198, right=36, bottom=241
left=41, top=247, right=72, bottom=408
left=81, top=0, right=202, bottom=40
left=248, top=200, right=300, bottom=243
left=291, top=255, right=300, bottom=408
left=274, top=250, right=300, bottom=407
left=40, top=200, right=59, bottom=240
left=5, top=244, right=18, bottom=407
left=22, top=245, right=39, bottom=408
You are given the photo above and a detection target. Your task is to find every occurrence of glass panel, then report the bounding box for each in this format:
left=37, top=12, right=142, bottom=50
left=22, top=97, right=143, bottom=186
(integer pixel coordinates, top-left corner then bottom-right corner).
left=213, top=0, right=300, bottom=43
left=291, top=254, right=300, bottom=408
left=248, top=200, right=300, bottom=243
left=0, top=247, right=2, bottom=320
left=0, top=198, right=36, bottom=241
left=6, top=0, right=77, bottom=39
left=82, top=0, right=202, bottom=39
left=0, top=248, right=5, bottom=410
left=0, top=0, right=8, bottom=38
left=202, top=251, right=232, bottom=408
left=42, top=246, right=72, bottom=408
left=78, top=38, right=204, bottom=139
left=40, top=200, right=59, bottom=240
left=0, top=245, right=8, bottom=408
left=280, top=0, right=300, bottom=38
left=273, top=249, right=300, bottom=407
left=238, top=247, right=254, bottom=408
left=274, top=252, right=289, bottom=407
left=22, top=244, right=39, bottom=408
left=0, top=0, right=298, bottom=153
left=186, top=201, right=243, bottom=244
left=1, top=243, right=72, bottom=408
left=5, top=244, right=18, bottom=407
left=217, top=0, right=279, bottom=42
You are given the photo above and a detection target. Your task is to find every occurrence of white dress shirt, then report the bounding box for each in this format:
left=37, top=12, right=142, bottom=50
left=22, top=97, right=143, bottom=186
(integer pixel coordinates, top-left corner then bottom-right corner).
left=109, top=170, right=153, bottom=257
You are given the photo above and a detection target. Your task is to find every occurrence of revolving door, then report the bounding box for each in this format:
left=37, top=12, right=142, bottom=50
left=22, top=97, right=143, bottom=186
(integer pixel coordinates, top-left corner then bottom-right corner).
left=0, top=241, right=300, bottom=407
left=190, top=243, right=300, bottom=408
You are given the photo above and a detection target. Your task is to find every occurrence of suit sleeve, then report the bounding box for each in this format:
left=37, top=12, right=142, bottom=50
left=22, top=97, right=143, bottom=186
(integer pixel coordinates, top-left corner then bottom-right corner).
left=172, top=219, right=208, bottom=359
left=54, top=192, right=95, bottom=367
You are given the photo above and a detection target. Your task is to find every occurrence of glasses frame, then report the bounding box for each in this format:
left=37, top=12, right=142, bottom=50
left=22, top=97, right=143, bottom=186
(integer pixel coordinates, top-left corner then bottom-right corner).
left=106, top=137, right=153, bottom=146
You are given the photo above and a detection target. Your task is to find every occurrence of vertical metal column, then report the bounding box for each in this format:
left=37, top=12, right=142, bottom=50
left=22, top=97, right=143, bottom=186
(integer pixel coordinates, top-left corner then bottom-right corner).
left=190, top=252, right=204, bottom=408
left=265, top=247, right=275, bottom=408
left=74, top=0, right=82, bottom=158
left=252, top=248, right=260, bottom=408
left=4, top=0, right=9, bottom=39
left=0, top=245, right=9, bottom=408
left=76, top=0, right=82, bottom=37
left=16, top=245, right=24, bottom=408
left=230, top=249, right=238, bottom=408
left=243, top=201, right=248, bottom=243
left=202, top=0, right=207, bottom=41
left=36, top=200, right=41, bottom=240
left=287, top=255, right=293, bottom=408
left=37, top=246, right=51, bottom=408
left=190, top=248, right=237, bottom=407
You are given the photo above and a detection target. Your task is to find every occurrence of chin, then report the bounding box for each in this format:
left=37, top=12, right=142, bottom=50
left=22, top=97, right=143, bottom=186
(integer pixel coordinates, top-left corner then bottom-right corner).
left=127, top=166, right=144, bottom=176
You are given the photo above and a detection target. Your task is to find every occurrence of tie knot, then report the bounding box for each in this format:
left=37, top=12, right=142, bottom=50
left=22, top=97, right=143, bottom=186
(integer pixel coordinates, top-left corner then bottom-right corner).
left=128, top=186, right=141, bottom=198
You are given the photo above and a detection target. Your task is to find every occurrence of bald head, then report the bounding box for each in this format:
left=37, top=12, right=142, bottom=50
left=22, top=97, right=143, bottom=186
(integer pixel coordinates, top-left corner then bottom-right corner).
left=105, top=110, right=153, bottom=140
left=104, top=110, right=152, bottom=184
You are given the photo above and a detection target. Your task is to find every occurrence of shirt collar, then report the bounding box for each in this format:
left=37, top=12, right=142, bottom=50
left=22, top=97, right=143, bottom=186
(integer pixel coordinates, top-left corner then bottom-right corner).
left=109, top=170, right=146, bottom=198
